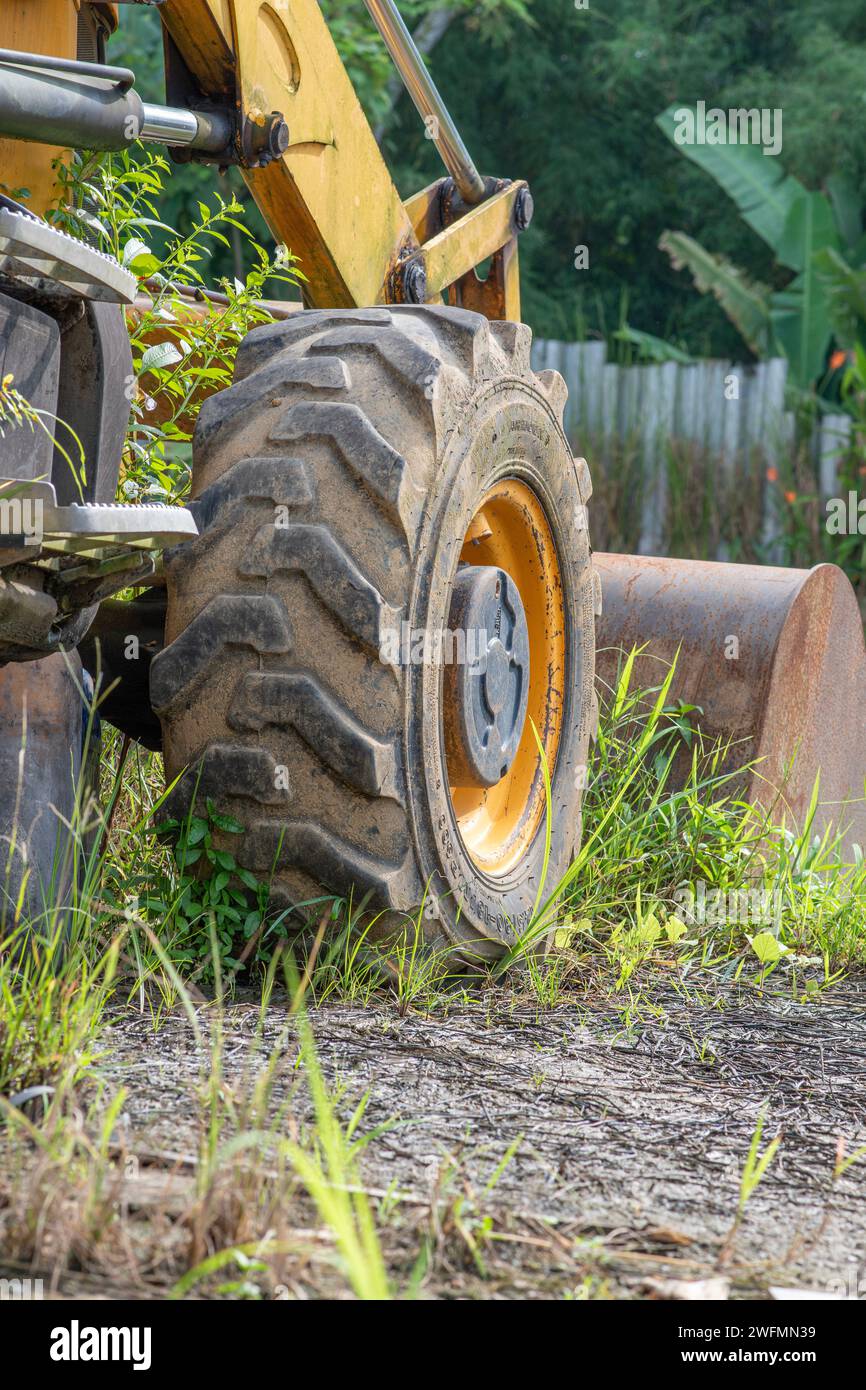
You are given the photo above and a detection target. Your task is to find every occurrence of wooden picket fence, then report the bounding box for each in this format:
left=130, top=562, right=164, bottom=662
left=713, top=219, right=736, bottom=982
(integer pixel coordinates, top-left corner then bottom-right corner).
left=530, top=339, right=853, bottom=558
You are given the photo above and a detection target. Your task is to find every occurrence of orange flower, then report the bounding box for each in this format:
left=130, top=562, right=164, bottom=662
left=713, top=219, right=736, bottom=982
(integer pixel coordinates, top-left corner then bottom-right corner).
left=766, top=467, right=778, bottom=483
left=784, top=490, right=797, bottom=503
left=830, top=349, right=849, bottom=371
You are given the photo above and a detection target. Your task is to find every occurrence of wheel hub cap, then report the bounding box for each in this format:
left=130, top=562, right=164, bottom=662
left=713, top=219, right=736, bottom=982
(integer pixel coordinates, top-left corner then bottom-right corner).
left=443, top=565, right=530, bottom=788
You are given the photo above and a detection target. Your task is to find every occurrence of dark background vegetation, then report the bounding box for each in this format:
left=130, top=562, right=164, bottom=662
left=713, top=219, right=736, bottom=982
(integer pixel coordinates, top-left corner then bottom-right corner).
left=114, top=1, right=866, bottom=352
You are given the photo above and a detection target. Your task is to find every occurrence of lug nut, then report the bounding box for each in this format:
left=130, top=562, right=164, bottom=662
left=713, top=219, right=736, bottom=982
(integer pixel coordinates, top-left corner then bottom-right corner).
left=266, top=113, right=290, bottom=159
left=514, top=186, right=534, bottom=232
left=402, top=259, right=428, bottom=304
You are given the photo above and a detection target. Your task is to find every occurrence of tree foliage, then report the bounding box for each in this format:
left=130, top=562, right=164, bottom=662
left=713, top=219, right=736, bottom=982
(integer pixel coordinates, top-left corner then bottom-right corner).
left=386, top=0, right=866, bottom=348
left=110, top=1, right=866, bottom=354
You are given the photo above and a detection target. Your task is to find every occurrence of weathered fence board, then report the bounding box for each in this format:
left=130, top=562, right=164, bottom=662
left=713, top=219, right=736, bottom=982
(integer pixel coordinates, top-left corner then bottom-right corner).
left=531, top=339, right=854, bottom=556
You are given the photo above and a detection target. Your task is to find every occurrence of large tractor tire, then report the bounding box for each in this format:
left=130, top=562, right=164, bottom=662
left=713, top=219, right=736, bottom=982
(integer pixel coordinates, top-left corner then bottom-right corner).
left=151, top=306, right=597, bottom=959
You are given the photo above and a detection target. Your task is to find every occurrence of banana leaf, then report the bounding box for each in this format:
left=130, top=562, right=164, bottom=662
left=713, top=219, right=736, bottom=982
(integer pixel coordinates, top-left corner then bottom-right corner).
left=656, top=105, right=809, bottom=264
left=659, top=230, right=773, bottom=356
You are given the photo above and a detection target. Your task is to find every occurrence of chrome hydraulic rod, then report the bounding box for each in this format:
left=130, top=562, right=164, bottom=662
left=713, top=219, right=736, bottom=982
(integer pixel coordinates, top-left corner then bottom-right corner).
left=362, top=0, right=486, bottom=204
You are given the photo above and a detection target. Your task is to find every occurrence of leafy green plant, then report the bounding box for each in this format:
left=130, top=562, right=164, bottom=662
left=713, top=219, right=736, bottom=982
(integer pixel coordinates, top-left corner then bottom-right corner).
left=50, top=147, right=302, bottom=503
left=655, top=104, right=859, bottom=388
left=146, top=801, right=275, bottom=978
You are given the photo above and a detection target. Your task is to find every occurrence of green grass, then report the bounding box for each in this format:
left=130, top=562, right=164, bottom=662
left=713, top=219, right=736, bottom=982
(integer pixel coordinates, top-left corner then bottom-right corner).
left=502, top=650, right=866, bottom=989
left=3, top=654, right=866, bottom=1099
left=1, top=657, right=865, bottom=1297
left=0, top=955, right=391, bottom=1299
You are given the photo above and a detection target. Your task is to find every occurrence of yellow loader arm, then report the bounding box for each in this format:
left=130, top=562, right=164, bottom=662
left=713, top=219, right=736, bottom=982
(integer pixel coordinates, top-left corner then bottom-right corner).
left=164, top=0, right=529, bottom=315
left=1, top=0, right=529, bottom=318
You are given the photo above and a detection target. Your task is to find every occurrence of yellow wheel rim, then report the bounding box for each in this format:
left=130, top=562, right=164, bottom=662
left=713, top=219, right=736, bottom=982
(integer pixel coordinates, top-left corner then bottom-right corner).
left=445, top=478, right=566, bottom=875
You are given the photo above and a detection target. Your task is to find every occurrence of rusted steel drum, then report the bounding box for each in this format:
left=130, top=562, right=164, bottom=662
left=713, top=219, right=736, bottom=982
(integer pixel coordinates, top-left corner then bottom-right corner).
left=594, top=553, right=866, bottom=855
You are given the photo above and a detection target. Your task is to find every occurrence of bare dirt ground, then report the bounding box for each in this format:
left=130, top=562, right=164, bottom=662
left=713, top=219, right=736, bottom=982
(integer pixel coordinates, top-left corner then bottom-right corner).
left=44, top=970, right=862, bottom=1300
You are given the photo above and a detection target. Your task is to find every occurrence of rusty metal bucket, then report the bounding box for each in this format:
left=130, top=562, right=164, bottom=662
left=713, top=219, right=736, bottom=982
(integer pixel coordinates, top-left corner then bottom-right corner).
left=594, top=553, right=866, bottom=855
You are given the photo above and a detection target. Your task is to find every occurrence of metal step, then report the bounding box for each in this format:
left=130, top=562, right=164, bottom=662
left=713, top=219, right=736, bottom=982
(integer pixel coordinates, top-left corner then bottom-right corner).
left=0, top=197, right=136, bottom=303
left=0, top=479, right=197, bottom=554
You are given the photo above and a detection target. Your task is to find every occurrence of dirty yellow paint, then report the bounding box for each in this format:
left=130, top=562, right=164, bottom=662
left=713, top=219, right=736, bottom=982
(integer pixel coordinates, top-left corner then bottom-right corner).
left=0, top=0, right=78, bottom=212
